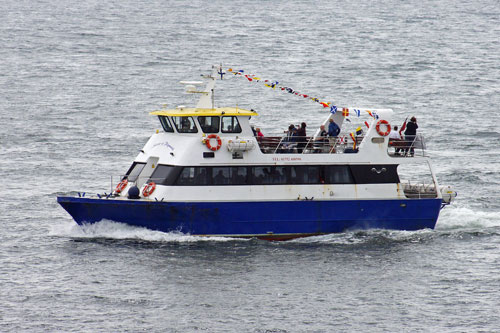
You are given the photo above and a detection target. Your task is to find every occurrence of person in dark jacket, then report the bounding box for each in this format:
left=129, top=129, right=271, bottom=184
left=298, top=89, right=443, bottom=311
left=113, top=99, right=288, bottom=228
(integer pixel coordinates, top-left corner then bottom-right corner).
left=280, top=124, right=297, bottom=153
left=404, top=116, right=418, bottom=156
left=328, top=118, right=340, bottom=137
left=296, top=122, right=307, bottom=153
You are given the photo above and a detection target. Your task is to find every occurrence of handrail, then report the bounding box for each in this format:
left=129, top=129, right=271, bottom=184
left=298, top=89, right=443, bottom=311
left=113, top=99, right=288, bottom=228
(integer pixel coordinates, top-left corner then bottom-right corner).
left=402, top=180, right=437, bottom=199
left=258, top=135, right=362, bottom=154
left=387, top=134, right=426, bottom=157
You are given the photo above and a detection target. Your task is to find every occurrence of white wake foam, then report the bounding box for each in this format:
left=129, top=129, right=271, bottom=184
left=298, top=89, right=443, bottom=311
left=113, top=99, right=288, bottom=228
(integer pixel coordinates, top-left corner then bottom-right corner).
left=436, top=206, right=500, bottom=230
left=49, top=220, right=242, bottom=243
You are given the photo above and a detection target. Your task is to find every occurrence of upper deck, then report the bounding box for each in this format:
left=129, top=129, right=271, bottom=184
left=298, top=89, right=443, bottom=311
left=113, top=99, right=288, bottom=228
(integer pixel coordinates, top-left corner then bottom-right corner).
left=133, top=66, right=427, bottom=168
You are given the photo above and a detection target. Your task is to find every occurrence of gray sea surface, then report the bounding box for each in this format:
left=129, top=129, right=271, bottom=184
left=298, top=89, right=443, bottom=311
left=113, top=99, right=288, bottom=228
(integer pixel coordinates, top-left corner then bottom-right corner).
left=1, top=0, right=500, bottom=331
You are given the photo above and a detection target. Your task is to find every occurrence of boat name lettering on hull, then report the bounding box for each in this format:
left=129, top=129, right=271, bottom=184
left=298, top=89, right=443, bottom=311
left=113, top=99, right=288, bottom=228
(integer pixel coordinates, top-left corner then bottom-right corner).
left=153, top=141, right=175, bottom=151
left=272, top=157, right=302, bottom=162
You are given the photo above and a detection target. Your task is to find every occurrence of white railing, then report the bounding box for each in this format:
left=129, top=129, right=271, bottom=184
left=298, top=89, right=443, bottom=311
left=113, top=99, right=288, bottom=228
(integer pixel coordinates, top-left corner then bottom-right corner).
left=258, top=135, right=362, bottom=154
left=388, top=134, right=426, bottom=157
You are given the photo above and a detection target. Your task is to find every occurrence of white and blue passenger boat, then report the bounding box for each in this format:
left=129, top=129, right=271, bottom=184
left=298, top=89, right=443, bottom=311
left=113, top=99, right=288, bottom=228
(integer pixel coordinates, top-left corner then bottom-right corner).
left=58, top=66, right=456, bottom=240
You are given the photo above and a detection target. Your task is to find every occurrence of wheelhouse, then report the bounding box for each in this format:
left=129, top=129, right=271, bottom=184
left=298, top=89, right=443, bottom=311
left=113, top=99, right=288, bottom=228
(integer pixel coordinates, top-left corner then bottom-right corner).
left=151, top=107, right=258, bottom=136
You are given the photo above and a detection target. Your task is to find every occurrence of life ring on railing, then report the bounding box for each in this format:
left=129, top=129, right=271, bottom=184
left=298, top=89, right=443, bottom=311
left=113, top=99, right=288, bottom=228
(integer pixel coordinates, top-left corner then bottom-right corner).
left=206, top=134, right=222, bottom=151
left=142, top=182, right=156, bottom=197
left=115, top=179, right=128, bottom=193
left=376, top=119, right=391, bottom=136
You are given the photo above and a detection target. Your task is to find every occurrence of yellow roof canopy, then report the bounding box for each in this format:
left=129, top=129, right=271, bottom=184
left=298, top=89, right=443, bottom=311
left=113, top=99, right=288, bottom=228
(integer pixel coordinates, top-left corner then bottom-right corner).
left=150, top=107, right=258, bottom=117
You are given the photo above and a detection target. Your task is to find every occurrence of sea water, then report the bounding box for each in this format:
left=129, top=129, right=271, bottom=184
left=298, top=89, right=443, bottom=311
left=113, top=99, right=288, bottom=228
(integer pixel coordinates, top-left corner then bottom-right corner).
left=1, top=0, right=499, bottom=331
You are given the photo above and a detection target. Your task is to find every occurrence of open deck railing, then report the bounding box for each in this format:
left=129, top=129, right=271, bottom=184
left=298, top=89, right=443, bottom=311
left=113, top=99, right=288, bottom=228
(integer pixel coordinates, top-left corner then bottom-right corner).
left=258, top=135, right=363, bottom=154
left=257, top=133, right=427, bottom=157
left=387, top=134, right=426, bottom=157
left=402, top=180, right=438, bottom=199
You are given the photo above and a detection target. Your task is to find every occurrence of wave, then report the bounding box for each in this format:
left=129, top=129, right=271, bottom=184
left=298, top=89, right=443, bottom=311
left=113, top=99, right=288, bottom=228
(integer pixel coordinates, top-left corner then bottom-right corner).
left=50, top=205, right=500, bottom=245
left=436, top=206, right=500, bottom=230
left=49, top=220, right=242, bottom=243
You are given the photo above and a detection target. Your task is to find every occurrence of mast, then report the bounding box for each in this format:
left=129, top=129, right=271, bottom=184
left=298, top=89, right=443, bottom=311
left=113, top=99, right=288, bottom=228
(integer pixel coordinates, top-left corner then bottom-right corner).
left=195, top=65, right=220, bottom=109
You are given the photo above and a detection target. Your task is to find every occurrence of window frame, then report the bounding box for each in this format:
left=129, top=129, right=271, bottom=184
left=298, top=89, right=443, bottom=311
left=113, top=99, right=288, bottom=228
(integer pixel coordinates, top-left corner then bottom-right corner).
left=198, top=116, right=220, bottom=133
left=221, top=116, right=242, bottom=133
left=124, top=162, right=147, bottom=183
left=171, top=116, right=198, bottom=133
left=158, top=116, right=174, bottom=133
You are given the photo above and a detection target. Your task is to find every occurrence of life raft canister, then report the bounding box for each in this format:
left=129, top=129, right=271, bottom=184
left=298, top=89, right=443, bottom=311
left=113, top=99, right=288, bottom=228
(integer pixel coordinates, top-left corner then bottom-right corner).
left=142, top=182, right=156, bottom=197
left=115, top=179, right=128, bottom=193
left=376, top=119, right=391, bottom=136
left=206, top=134, right=222, bottom=151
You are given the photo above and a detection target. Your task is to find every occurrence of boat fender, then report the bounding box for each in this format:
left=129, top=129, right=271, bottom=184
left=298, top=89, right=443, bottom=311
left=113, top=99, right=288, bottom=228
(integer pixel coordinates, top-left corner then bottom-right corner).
left=128, top=185, right=140, bottom=199
left=115, top=179, right=128, bottom=193
left=206, top=134, right=222, bottom=151
left=376, top=119, right=391, bottom=136
left=142, top=182, right=156, bottom=197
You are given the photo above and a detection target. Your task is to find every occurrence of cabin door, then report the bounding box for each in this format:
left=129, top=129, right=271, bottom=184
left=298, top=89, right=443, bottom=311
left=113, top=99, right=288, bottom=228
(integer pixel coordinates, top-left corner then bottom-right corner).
left=136, top=156, right=159, bottom=188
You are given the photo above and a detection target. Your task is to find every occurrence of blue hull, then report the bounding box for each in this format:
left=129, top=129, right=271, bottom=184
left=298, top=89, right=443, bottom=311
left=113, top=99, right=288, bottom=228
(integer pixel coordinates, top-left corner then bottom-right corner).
left=57, top=197, right=442, bottom=240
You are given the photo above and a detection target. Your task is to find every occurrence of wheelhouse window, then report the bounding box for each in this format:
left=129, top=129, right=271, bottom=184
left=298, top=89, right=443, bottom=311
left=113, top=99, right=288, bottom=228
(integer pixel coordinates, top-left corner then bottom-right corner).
left=171, top=116, right=198, bottom=133
left=198, top=116, right=220, bottom=133
left=158, top=116, right=174, bottom=132
left=221, top=116, right=242, bottom=133
left=124, top=162, right=146, bottom=183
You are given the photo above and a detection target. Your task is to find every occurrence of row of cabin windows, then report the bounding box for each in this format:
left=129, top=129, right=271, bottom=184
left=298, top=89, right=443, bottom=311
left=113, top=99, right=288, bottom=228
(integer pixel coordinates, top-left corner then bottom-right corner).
left=125, top=163, right=400, bottom=186
left=159, top=116, right=242, bottom=134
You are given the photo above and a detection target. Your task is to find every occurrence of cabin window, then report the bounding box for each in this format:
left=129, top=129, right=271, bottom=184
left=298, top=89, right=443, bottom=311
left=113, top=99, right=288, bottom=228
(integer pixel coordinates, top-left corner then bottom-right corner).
left=324, top=165, right=354, bottom=184
left=124, top=162, right=146, bottom=183
left=212, top=167, right=248, bottom=185
left=290, top=166, right=321, bottom=184
left=221, top=116, right=242, bottom=133
left=170, top=164, right=399, bottom=186
left=148, top=165, right=181, bottom=185
left=171, top=116, right=198, bottom=133
left=158, top=116, right=174, bottom=132
left=252, top=166, right=287, bottom=185
left=198, top=116, right=220, bottom=133
left=176, top=167, right=210, bottom=185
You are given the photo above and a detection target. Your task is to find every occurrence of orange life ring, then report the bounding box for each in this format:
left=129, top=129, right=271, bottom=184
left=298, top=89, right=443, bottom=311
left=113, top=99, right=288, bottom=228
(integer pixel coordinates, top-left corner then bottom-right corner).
left=142, top=182, right=156, bottom=197
left=376, top=119, right=391, bottom=136
left=206, top=134, right=222, bottom=151
left=115, top=179, right=128, bottom=193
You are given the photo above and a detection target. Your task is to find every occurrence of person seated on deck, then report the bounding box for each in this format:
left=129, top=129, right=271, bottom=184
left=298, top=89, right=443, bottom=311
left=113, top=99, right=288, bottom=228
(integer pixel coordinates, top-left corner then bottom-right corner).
left=314, top=124, right=328, bottom=153
left=214, top=170, right=226, bottom=185
left=296, top=122, right=307, bottom=153
left=255, top=127, right=264, bottom=142
left=280, top=124, right=298, bottom=153
left=388, top=125, right=403, bottom=155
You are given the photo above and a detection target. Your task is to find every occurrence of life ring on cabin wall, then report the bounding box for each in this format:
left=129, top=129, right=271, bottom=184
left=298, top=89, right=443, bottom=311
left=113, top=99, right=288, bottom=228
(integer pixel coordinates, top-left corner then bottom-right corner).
left=376, top=119, right=391, bottom=136
left=142, top=182, right=156, bottom=197
left=115, top=179, right=128, bottom=193
left=206, top=134, right=222, bottom=151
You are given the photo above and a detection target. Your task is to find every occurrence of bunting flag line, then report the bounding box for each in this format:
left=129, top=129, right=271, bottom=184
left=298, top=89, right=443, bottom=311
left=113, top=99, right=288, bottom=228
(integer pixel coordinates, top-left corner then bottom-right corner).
left=226, top=68, right=379, bottom=120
